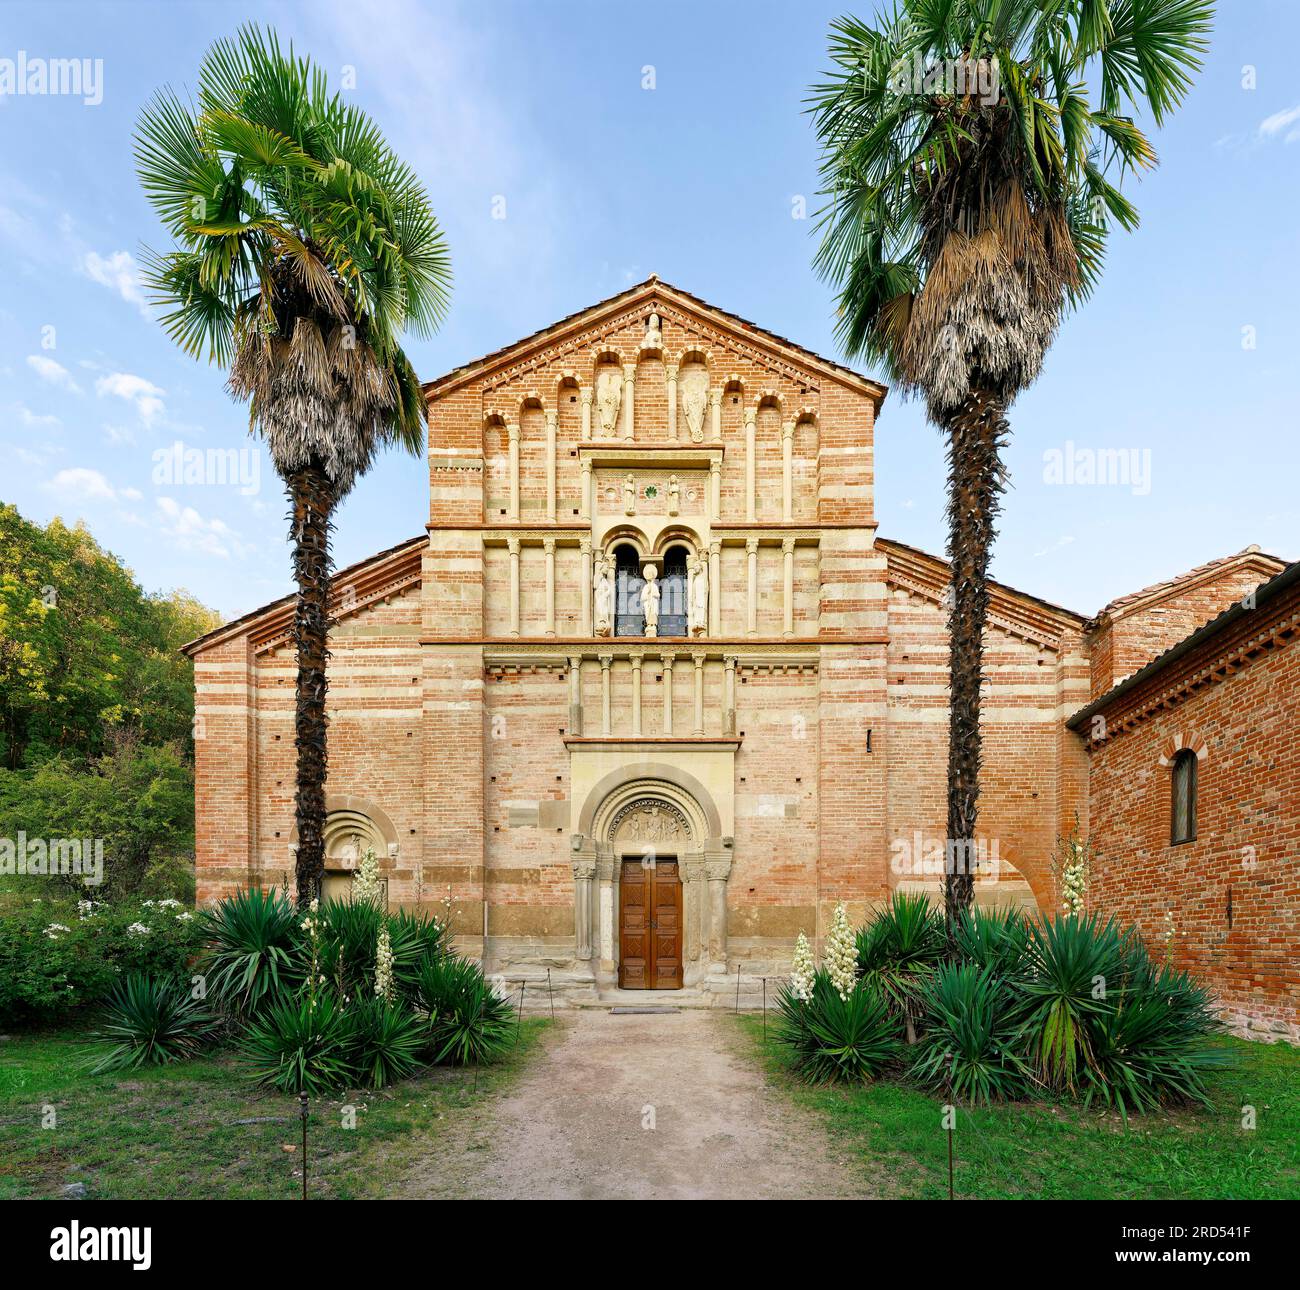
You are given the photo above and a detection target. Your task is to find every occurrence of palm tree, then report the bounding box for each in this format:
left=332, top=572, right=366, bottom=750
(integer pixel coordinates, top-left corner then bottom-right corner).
left=809, top=1, right=1211, bottom=927
left=136, top=26, right=451, bottom=906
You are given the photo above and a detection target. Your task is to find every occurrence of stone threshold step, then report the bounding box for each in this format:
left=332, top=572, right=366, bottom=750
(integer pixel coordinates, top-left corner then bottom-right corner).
left=609, top=1007, right=681, bottom=1014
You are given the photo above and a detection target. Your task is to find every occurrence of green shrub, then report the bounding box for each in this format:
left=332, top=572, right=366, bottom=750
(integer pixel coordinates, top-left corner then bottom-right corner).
left=88, top=972, right=217, bottom=1074
left=910, top=962, right=1034, bottom=1103
left=415, top=955, right=514, bottom=1066
left=855, top=891, right=945, bottom=1034
left=345, top=997, right=427, bottom=1088
left=952, top=905, right=1031, bottom=977
left=199, top=887, right=302, bottom=1014
left=239, top=993, right=355, bottom=1094
left=776, top=969, right=903, bottom=1083
left=0, top=896, right=203, bottom=1025
left=314, top=900, right=448, bottom=1004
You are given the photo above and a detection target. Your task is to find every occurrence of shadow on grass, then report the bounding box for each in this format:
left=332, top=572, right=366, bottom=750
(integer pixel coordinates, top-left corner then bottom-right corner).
left=735, top=1016, right=1299, bottom=1200
left=0, top=1018, right=552, bottom=1200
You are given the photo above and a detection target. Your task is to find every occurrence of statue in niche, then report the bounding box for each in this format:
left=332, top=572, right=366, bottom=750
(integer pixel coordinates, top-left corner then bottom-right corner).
left=623, top=472, right=637, bottom=516
left=667, top=474, right=680, bottom=516
left=595, top=365, right=622, bottom=436
left=593, top=553, right=614, bottom=637
left=688, top=554, right=709, bottom=636
left=644, top=312, right=663, bottom=350
left=640, top=565, right=660, bottom=637
left=679, top=364, right=708, bottom=443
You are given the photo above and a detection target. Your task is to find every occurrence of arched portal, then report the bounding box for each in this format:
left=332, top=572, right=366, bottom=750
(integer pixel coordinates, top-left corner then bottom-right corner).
left=572, top=769, right=732, bottom=990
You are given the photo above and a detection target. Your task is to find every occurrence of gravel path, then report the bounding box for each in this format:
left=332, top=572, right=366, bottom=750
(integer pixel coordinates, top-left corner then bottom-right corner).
left=398, top=1010, right=866, bottom=1200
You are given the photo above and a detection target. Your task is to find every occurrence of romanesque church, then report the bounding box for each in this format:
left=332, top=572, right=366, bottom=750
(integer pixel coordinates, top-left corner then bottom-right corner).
left=186, top=278, right=1298, bottom=1038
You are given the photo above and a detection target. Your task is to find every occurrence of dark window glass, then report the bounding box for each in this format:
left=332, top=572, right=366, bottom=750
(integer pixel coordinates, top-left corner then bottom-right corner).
left=659, top=545, right=689, bottom=637
left=1171, top=750, right=1197, bottom=844
left=614, top=546, right=644, bottom=637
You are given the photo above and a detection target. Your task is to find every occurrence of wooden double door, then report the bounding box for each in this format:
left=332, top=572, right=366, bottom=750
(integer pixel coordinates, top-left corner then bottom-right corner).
left=618, top=858, right=683, bottom=989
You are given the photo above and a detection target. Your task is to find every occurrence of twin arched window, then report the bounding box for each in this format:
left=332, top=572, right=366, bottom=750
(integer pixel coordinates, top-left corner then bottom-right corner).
left=1171, top=749, right=1198, bottom=845
left=612, top=542, right=691, bottom=637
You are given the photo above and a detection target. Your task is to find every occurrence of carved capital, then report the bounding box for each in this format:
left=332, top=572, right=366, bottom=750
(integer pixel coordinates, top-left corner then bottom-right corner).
left=507, top=421, right=520, bottom=443
left=598, top=653, right=614, bottom=671
left=782, top=536, right=796, bottom=555
left=579, top=387, right=593, bottom=406
left=506, top=535, right=521, bottom=556
left=782, top=420, right=796, bottom=442
left=746, top=537, right=760, bottom=555
left=708, top=387, right=722, bottom=409
left=543, top=536, right=556, bottom=555
left=572, top=858, right=597, bottom=881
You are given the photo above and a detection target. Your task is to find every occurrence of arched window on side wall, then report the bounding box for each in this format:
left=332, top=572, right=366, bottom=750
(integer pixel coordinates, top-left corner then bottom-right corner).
left=1171, top=749, right=1197, bottom=845
left=659, top=545, right=689, bottom=637
left=614, top=545, right=644, bottom=637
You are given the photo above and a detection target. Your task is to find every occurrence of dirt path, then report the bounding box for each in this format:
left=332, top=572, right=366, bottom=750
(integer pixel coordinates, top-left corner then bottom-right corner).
left=397, top=1010, right=866, bottom=1200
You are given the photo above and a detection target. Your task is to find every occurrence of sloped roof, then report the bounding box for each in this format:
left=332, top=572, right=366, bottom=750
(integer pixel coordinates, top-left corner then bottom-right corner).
left=181, top=534, right=426, bottom=658
left=422, top=275, right=888, bottom=404
left=1067, top=558, right=1300, bottom=730
left=1086, top=545, right=1286, bottom=628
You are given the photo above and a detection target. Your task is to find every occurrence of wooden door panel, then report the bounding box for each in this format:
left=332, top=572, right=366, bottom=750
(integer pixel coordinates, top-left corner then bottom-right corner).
left=619, top=858, right=682, bottom=990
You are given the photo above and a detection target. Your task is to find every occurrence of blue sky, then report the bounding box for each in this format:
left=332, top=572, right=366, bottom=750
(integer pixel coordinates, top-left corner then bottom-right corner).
left=2, top=0, right=1297, bottom=620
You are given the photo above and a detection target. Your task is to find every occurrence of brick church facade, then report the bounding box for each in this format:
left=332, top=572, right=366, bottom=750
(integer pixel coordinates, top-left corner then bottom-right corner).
left=185, top=278, right=1297, bottom=1035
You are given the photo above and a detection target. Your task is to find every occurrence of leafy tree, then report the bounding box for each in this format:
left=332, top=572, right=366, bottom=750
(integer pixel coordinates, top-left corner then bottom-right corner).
left=809, top=0, right=1212, bottom=925
left=135, top=25, right=452, bottom=906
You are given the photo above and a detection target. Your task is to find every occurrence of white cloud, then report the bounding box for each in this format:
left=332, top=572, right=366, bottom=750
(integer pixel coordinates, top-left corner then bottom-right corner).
left=46, top=466, right=118, bottom=502
left=83, top=249, right=150, bottom=315
left=103, top=422, right=136, bottom=446
left=11, top=402, right=61, bottom=429
left=95, top=371, right=166, bottom=426
left=1258, top=103, right=1300, bottom=143
left=155, top=496, right=250, bottom=559
left=26, top=354, right=82, bottom=393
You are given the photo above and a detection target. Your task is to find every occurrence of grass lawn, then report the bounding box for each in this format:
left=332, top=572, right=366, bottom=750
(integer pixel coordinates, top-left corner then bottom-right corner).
left=0, top=1019, right=550, bottom=1200
left=738, top=1017, right=1300, bottom=1199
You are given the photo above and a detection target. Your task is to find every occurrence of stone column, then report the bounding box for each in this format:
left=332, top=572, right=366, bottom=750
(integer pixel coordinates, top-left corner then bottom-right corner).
left=746, top=537, right=759, bottom=637
left=782, top=536, right=795, bottom=638
left=661, top=653, right=674, bottom=735
left=567, top=654, right=583, bottom=736
left=545, top=410, right=558, bottom=523
left=598, top=854, right=616, bottom=972
left=630, top=653, right=643, bottom=736
left=744, top=407, right=757, bottom=522
left=543, top=536, right=556, bottom=637
left=507, top=536, right=521, bottom=637
left=580, top=387, right=592, bottom=441
left=709, top=387, right=722, bottom=442
left=723, top=655, right=737, bottom=736
left=707, top=859, right=729, bottom=965
left=782, top=420, right=795, bottom=522
left=708, top=541, right=721, bottom=637
left=665, top=363, right=678, bottom=441
left=507, top=421, right=521, bottom=522
left=599, top=653, right=613, bottom=736
left=683, top=857, right=702, bottom=964
left=622, top=363, right=635, bottom=441
left=580, top=458, right=593, bottom=520
left=573, top=858, right=595, bottom=960
left=580, top=537, right=593, bottom=636
left=709, top=458, right=721, bottom=523
left=692, top=652, right=705, bottom=735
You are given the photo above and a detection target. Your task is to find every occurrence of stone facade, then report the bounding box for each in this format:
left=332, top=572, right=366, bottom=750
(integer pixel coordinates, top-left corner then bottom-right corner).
left=186, top=278, right=1296, bottom=1024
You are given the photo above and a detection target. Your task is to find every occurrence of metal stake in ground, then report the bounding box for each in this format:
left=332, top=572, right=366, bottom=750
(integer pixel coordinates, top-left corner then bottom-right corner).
left=299, top=1091, right=309, bottom=1201
left=547, top=967, right=555, bottom=1021
left=761, top=977, right=767, bottom=1042
left=734, top=961, right=741, bottom=1013
left=944, top=1051, right=955, bottom=1202
left=515, top=980, right=527, bottom=1048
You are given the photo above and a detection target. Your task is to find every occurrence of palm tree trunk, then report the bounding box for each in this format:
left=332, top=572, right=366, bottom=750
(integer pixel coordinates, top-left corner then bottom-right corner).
left=288, top=459, right=335, bottom=908
left=942, top=389, right=1008, bottom=932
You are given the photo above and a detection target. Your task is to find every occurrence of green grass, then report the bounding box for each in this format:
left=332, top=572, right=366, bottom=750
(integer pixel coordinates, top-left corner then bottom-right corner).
left=738, top=1017, right=1300, bottom=1199
left=0, top=1019, right=550, bottom=1199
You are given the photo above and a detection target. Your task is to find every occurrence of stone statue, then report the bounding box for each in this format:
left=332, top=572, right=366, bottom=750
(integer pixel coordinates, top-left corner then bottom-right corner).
left=595, top=365, right=622, bottom=436
left=644, top=312, right=663, bottom=350
left=667, top=474, right=680, bottom=516
left=688, top=555, right=709, bottom=636
left=680, top=364, right=708, bottom=443
left=593, top=553, right=613, bottom=637
left=640, top=565, right=660, bottom=637
left=623, top=472, right=636, bottom=516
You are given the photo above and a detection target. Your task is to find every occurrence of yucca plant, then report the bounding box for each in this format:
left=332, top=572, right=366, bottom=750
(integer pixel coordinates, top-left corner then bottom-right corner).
left=855, top=891, right=945, bottom=1038
left=952, top=905, right=1031, bottom=977
left=776, top=969, right=903, bottom=1083
left=240, top=992, right=355, bottom=1094
left=415, top=955, right=513, bottom=1067
left=199, top=887, right=302, bottom=1014
left=911, top=961, right=1034, bottom=1103
left=315, top=900, right=449, bottom=1002
left=344, top=996, right=426, bottom=1089
left=1020, top=912, right=1127, bottom=1092
left=810, top=0, right=1212, bottom=925
left=136, top=26, right=452, bottom=905
left=88, top=973, right=218, bottom=1074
